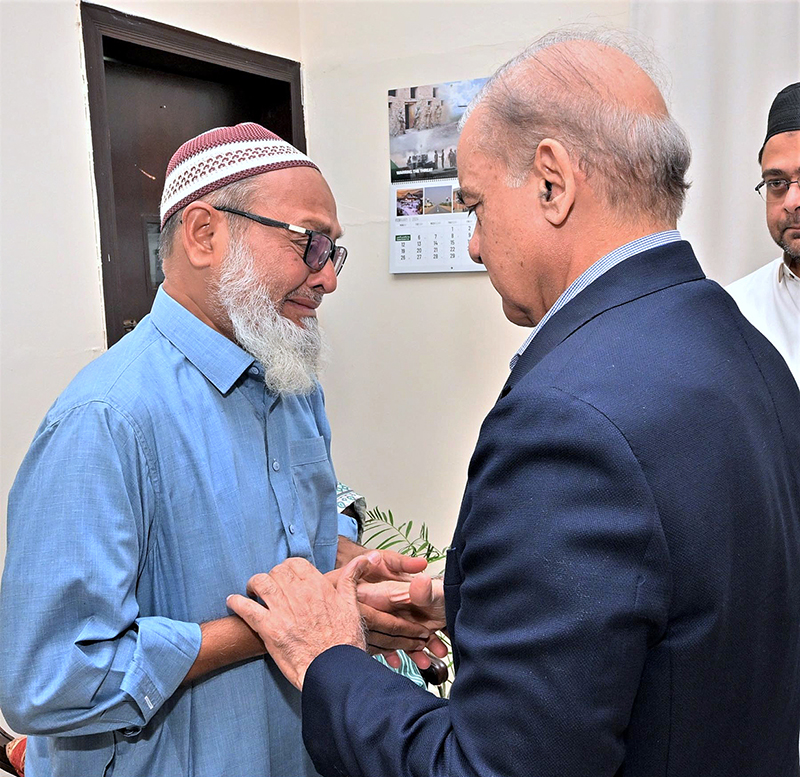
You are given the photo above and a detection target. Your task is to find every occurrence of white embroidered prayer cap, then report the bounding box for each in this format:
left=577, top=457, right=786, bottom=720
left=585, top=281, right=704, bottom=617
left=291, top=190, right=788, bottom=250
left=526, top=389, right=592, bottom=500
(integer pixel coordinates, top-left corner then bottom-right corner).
left=159, top=123, right=319, bottom=228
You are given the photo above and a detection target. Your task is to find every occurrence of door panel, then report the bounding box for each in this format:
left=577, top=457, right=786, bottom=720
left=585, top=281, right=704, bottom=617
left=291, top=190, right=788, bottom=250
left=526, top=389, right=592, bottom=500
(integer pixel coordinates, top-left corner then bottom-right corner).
left=82, top=3, right=304, bottom=345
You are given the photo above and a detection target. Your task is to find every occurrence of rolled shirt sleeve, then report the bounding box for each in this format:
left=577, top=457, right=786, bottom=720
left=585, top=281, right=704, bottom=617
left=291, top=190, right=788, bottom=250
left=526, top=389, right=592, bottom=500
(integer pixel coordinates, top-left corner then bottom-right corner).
left=336, top=482, right=366, bottom=542
left=0, top=401, right=202, bottom=736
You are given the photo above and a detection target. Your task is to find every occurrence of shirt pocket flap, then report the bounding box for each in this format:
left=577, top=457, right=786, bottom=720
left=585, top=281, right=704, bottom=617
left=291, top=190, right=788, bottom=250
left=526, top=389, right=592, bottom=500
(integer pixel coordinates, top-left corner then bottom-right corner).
left=289, top=436, right=327, bottom=466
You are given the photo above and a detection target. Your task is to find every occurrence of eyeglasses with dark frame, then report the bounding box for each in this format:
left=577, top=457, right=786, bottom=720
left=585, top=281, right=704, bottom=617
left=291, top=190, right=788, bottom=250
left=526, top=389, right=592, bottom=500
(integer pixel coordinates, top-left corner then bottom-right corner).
left=755, top=178, right=800, bottom=202
left=213, top=205, right=348, bottom=275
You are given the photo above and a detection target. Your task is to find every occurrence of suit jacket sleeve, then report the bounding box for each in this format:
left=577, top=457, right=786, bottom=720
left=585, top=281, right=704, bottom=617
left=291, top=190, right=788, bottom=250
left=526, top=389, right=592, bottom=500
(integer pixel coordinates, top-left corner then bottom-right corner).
left=302, top=386, right=672, bottom=777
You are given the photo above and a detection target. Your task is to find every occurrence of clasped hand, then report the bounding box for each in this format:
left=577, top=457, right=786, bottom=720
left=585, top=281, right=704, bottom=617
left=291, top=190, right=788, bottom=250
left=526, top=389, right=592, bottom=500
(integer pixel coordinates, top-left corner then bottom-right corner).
left=227, top=550, right=447, bottom=690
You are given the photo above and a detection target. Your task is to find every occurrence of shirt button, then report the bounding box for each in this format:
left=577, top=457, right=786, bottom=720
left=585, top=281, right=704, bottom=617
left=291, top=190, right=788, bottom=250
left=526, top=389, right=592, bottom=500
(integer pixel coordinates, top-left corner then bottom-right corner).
left=249, top=366, right=260, bottom=376
left=288, top=524, right=295, bottom=534
left=272, top=460, right=280, bottom=471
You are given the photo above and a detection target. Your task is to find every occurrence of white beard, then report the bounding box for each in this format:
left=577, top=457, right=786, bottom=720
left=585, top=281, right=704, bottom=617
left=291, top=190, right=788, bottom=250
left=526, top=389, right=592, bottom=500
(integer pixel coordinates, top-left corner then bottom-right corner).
left=212, top=238, right=328, bottom=395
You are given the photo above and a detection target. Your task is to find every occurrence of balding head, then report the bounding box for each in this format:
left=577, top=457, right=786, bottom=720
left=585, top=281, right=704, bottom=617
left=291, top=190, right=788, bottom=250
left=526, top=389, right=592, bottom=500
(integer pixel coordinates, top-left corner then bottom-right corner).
left=464, top=27, right=690, bottom=226
left=531, top=38, right=667, bottom=115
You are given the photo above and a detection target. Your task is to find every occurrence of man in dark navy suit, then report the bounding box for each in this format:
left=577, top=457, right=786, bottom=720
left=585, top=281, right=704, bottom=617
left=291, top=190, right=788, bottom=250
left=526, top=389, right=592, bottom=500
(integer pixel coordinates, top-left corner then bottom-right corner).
left=228, top=28, right=800, bottom=776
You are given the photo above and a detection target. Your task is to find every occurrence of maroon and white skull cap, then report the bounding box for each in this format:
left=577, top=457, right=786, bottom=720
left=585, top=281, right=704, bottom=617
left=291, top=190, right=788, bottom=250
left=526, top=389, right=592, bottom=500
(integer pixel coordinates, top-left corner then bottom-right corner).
left=159, top=123, right=319, bottom=228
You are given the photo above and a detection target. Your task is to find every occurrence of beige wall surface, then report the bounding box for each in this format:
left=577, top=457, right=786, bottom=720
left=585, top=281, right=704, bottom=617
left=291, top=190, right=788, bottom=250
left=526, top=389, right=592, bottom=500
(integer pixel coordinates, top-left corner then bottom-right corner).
left=299, top=1, right=630, bottom=551
left=1, top=1, right=107, bottom=561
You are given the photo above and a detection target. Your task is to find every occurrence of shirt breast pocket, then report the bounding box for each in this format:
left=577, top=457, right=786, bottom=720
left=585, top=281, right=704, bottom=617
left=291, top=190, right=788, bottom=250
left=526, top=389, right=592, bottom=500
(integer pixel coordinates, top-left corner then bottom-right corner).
left=289, top=436, right=337, bottom=550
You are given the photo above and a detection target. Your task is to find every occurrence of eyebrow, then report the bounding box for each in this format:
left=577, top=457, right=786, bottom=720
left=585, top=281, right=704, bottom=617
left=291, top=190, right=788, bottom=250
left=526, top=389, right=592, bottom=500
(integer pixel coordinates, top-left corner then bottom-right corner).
left=762, top=167, right=800, bottom=178
left=298, top=219, right=336, bottom=236
left=308, top=221, right=345, bottom=242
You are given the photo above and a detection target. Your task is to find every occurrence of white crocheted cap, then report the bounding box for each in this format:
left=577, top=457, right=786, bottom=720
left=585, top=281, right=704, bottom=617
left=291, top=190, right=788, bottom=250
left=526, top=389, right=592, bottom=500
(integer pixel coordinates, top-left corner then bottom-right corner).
left=159, top=123, right=319, bottom=228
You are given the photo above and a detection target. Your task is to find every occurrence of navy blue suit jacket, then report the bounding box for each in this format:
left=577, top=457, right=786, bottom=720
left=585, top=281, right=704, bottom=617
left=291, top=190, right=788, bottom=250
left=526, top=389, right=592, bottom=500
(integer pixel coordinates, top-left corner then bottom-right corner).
left=303, top=242, right=800, bottom=776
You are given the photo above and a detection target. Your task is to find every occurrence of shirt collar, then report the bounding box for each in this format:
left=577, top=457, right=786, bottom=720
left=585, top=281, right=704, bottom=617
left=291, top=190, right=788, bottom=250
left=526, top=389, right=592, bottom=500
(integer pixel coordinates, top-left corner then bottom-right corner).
left=149, top=287, right=254, bottom=394
left=779, top=258, right=799, bottom=284
left=510, top=229, right=682, bottom=368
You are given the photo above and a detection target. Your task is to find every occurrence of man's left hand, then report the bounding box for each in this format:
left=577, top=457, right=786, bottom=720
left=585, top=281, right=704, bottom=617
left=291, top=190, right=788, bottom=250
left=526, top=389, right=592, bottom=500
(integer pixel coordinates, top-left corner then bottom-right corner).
left=333, top=538, right=436, bottom=659
left=336, top=536, right=428, bottom=581
left=227, top=556, right=371, bottom=690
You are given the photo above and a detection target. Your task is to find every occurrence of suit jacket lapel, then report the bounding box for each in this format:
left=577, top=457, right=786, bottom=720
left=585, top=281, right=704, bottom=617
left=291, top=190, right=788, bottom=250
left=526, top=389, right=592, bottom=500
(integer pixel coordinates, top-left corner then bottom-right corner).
left=501, top=241, right=706, bottom=397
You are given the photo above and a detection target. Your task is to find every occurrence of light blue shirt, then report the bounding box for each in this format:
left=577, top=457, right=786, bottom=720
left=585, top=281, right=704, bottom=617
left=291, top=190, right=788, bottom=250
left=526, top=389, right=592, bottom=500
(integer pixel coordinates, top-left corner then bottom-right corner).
left=511, top=230, right=683, bottom=368
left=0, top=288, right=357, bottom=777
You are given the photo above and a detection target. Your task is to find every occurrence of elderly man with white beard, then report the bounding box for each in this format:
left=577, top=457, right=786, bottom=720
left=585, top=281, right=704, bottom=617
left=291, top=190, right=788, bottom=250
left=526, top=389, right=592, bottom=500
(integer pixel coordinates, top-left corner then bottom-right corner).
left=0, top=124, right=437, bottom=777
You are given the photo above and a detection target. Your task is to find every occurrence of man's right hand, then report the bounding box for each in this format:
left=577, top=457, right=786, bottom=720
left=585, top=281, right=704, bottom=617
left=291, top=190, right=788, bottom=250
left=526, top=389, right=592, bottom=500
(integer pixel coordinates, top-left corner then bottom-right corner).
left=357, top=575, right=448, bottom=669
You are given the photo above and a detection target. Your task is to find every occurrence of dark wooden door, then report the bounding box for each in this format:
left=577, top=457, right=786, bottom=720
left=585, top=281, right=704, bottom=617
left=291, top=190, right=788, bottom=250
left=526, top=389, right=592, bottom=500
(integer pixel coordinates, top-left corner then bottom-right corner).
left=82, top=4, right=305, bottom=345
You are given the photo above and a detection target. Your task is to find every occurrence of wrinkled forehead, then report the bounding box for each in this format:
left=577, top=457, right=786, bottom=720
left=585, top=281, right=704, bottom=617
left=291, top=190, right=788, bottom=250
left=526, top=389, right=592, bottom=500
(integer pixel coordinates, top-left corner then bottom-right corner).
left=455, top=113, right=491, bottom=193
left=249, top=167, right=342, bottom=238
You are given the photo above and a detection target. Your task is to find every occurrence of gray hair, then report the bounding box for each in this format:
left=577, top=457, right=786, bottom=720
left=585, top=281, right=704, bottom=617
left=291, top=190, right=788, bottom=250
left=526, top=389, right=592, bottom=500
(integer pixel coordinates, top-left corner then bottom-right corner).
left=158, top=175, right=263, bottom=273
left=462, top=26, right=691, bottom=224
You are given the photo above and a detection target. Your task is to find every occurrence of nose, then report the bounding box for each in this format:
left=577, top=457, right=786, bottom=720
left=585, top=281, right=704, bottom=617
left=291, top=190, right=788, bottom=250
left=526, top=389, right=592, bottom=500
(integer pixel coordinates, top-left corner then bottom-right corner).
left=308, top=257, right=338, bottom=294
left=783, top=180, right=800, bottom=211
left=468, top=227, right=483, bottom=264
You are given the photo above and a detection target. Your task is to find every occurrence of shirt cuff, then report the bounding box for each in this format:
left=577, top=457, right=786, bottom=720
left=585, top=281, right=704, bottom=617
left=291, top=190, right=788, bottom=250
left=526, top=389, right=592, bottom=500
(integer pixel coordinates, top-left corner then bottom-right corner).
left=337, top=513, right=359, bottom=542
left=120, top=617, right=202, bottom=725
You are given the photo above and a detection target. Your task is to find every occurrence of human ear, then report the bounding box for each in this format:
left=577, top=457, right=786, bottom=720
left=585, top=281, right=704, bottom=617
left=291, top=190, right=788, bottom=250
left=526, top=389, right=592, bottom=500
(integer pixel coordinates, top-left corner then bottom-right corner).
left=533, top=139, right=575, bottom=226
left=181, top=201, right=227, bottom=270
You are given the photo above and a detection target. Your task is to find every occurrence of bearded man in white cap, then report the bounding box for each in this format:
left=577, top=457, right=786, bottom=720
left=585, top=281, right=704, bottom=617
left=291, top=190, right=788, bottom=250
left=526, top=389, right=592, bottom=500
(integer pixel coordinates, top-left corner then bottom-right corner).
left=727, top=83, right=800, bottom=386
left=0, top=124, right=432, bottom=777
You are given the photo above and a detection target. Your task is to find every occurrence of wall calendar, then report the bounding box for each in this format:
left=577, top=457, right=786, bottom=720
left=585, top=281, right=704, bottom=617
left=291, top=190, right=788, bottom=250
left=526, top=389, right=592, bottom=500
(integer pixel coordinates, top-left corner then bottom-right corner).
left=388, top=77, right=488, bottom=274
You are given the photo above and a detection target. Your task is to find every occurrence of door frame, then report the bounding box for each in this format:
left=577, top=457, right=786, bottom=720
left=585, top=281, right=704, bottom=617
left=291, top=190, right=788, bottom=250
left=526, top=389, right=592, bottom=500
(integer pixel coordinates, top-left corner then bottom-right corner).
left=81, top=2, right=306, bottom=345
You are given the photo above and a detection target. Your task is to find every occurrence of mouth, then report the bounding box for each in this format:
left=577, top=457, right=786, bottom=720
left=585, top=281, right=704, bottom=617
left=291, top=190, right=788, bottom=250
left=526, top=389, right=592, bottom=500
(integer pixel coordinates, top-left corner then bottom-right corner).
left=283, top=294, right=322, bottom=316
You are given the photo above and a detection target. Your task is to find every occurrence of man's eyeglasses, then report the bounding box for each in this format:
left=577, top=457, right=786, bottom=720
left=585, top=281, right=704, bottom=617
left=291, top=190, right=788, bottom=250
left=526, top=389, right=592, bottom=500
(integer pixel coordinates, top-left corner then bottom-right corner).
left=213, top=205, right=347, bottom=275
left=755, top=178, right=800, bottom=202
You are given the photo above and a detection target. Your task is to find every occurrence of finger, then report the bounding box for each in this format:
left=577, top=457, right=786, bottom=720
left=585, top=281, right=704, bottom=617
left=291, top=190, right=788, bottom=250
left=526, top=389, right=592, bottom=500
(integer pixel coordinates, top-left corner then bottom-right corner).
left=356, top=580, right=412, bottom=610
left=227, top=594, right=271, bottom=637
left=324, top=567, right=342, bottom=586
left=426, top=633, right=450, bottom=659
left=336, top=554, right=375, bottom=604
left=380, top=551, right=428, bottom=576
left=270, top=556, right=318, bottom=586
left=360, top=603, right=430, bottom=640
left=261, top=568, right=297, bottom=613
left=246, top=572, right=277, bottom=603
left=384, top=652, right=402, bottom=669
left=364, top=646, right=404, bottom=670
left=367, top=634, right=428, bottom=653
left=406, top=648, right=432, bottom=671
left=408, top=574, right=436, bottom=608
left=368, top=648, right=403, bottom=669
left=365, top=618, right=429, bottom=651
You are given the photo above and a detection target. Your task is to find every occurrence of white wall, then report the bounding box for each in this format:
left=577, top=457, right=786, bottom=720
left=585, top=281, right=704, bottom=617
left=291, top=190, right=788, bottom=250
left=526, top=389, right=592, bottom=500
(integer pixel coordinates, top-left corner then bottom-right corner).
left=300, top=1, right=631, bottom=551
left=631, top=0, right=800, bottom=286
left=1, top=0, right=108, bottom=561
left=103, top=0, right=303, bottom=61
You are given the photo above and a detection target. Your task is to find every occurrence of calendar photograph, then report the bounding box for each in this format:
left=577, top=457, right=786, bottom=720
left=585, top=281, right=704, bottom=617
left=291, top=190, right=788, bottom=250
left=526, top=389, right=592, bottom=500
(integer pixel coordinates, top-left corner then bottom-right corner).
left=423, top=185, right=453, bottom=215
left=452, top=187, right=468, bottom=213
left=396, top=188, right=424, bottom=217
left=388, top=77, right=488, bottom=184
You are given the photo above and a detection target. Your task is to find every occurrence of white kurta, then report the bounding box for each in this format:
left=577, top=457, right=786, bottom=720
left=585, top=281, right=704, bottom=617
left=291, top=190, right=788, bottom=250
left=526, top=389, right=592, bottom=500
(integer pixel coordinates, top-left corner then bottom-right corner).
left=726, top=257, right=800, bottom=387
